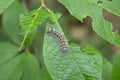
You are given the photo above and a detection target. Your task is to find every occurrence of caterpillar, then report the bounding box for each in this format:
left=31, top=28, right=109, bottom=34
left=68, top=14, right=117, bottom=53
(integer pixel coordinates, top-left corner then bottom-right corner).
left=48, top=28, right=68, bottom=52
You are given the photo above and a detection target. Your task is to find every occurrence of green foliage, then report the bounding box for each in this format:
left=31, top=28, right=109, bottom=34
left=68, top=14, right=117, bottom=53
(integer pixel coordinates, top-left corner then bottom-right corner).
left=111, top=53, right=120, bottom=80
left=98, top=0, right=120, bottom=16
left=37, top=67, right=52, bottom=80
left=0, top=0, right=15, bottom=14
left=0, top=42, right=19, bottom=65
left=43, top=23, right=102, bottom=80
left=20, top=8, right=50, bottom=34
left=19, top=8, right=52, bottom=49
left=0, top=54, right=24, bottom=80
left=102, top=59, right=112, bottom=80
left=22, top=53, right=39, bottom=80
left=3, top=0, right=27, bottom=45
left=59, top=0, right=120, bottom=46
left=0, top=43, right=40, bottom=80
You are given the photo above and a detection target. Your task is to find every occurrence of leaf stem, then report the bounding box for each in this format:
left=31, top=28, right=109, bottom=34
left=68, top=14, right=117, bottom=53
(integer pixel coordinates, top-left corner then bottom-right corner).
left=19, top=33, right=28, bottom=51
left=19, top=0, right=51, bottom=51
left=41, top=0, right=45, bottom=7
left=40, top=0, right=50, bottom=12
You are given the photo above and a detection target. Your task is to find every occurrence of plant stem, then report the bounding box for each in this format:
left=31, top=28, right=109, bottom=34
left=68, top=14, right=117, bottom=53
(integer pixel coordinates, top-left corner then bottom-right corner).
left=41, top=0, right=45, bottom=7
left=19, top=33, right=28, bottom=51
left=19, top=0, right=51, bottom=51
left=40, top=0, right=50, bottom=12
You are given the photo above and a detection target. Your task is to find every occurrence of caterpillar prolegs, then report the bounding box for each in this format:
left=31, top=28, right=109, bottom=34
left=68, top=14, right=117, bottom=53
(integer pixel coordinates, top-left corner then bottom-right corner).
left=48, top=28, right=68, bottom=52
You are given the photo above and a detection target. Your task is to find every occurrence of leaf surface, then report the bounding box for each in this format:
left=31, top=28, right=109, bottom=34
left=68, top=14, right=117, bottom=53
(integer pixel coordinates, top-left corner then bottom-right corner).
left=43, top=22, right=102, bottom=80
left=2, top=0, right=27, bottom=45
left=102, top=59, right=112, bottom=80
left=22, top=53, right=39, bottom=80
left=112, top=53, right=120, bottom=80
left=20, top=8, right=50, bottom=34
left=98, top=0, right=120, bottom=16
left=0, top=0, right=15, bottom=14
left=59, top=0, right=120, bottom=46
left=36, top=67, right=52, bottom=80
left=0, top=54, right=24, bottom=80
left=0, top=42, right=19, bottom=65
left=19, top=8, right=51, bottom=47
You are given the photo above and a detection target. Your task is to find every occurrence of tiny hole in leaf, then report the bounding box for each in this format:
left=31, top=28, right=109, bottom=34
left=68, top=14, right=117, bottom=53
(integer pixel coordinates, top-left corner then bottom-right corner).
left=93, top=61, right=99, bottom=65
left=82, top=50, right=95, bottom=55
left=87, top=52, right=95, bottom=55
left=32, top=14, right=36, bottom=18
left=97, top=0, right=103, bottom=4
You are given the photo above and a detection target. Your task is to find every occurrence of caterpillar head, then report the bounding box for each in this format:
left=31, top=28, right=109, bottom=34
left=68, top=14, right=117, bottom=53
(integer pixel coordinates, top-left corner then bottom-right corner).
left=48, top=28, right=53, bottom=33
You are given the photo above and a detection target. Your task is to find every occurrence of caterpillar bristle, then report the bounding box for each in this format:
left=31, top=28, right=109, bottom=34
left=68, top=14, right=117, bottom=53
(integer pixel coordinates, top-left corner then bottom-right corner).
left=48, top=28, right=68, bottom=52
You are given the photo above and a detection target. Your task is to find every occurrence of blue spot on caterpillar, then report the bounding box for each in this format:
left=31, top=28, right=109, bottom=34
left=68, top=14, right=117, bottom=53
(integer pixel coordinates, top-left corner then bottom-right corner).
left=48, top=28, right=68, bottom=52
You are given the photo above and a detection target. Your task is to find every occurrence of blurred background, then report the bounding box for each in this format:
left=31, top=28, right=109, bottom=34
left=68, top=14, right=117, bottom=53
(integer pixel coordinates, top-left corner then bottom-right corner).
left=0, top=0, right=120, bottom=64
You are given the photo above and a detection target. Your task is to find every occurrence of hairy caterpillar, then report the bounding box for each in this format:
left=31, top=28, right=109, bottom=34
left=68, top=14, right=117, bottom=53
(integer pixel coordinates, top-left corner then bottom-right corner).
left=48, top=28, right=68, bottom=52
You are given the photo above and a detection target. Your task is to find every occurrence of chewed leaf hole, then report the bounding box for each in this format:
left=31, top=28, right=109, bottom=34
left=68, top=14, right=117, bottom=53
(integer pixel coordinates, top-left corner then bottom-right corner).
left=32, top=14, right=36, bottom=17
left=87, top=52, right=95, bottom=55
left=93, top=61, right=99, bottom=65
left=82, top=50, right=95, bottom=55
left=103, top=9, right=120, bottom=34
left=97, top=0, right=103, bottom=4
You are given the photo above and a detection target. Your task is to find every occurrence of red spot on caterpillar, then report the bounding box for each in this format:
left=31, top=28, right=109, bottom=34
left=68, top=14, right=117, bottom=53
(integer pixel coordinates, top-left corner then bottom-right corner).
left=48, top=28, right=68, bottom=52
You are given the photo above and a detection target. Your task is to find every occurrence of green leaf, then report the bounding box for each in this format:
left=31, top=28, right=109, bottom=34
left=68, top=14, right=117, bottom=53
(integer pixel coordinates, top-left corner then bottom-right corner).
left=43, top=23, right=102, bottom=80
left=0, top=54, right=24, bottom=80
left=20, top=8, right=50, bottom=34
left=2, top=0, right=27, bottom=45
left=19, top=8, right=51, bottom=49
left=20, top=8, right=61, bottom=34
left=59, top=0, right=120, bottom=46
left=22, top=53, right=39, bottom=80
left=0, top=0, right=15, bottom=14
left=98, top=0, right=120, bottom=16
left=49, top=12, right=62, bottom=22
left=23, top=29, right=37, bottom=47
left=36, top=67, right=52, bottom=80
left=102, top=59, right=112, bottom=80
left=111, top=53, right=120, bottom=80
left=0, top=42, right=19, bottom=65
